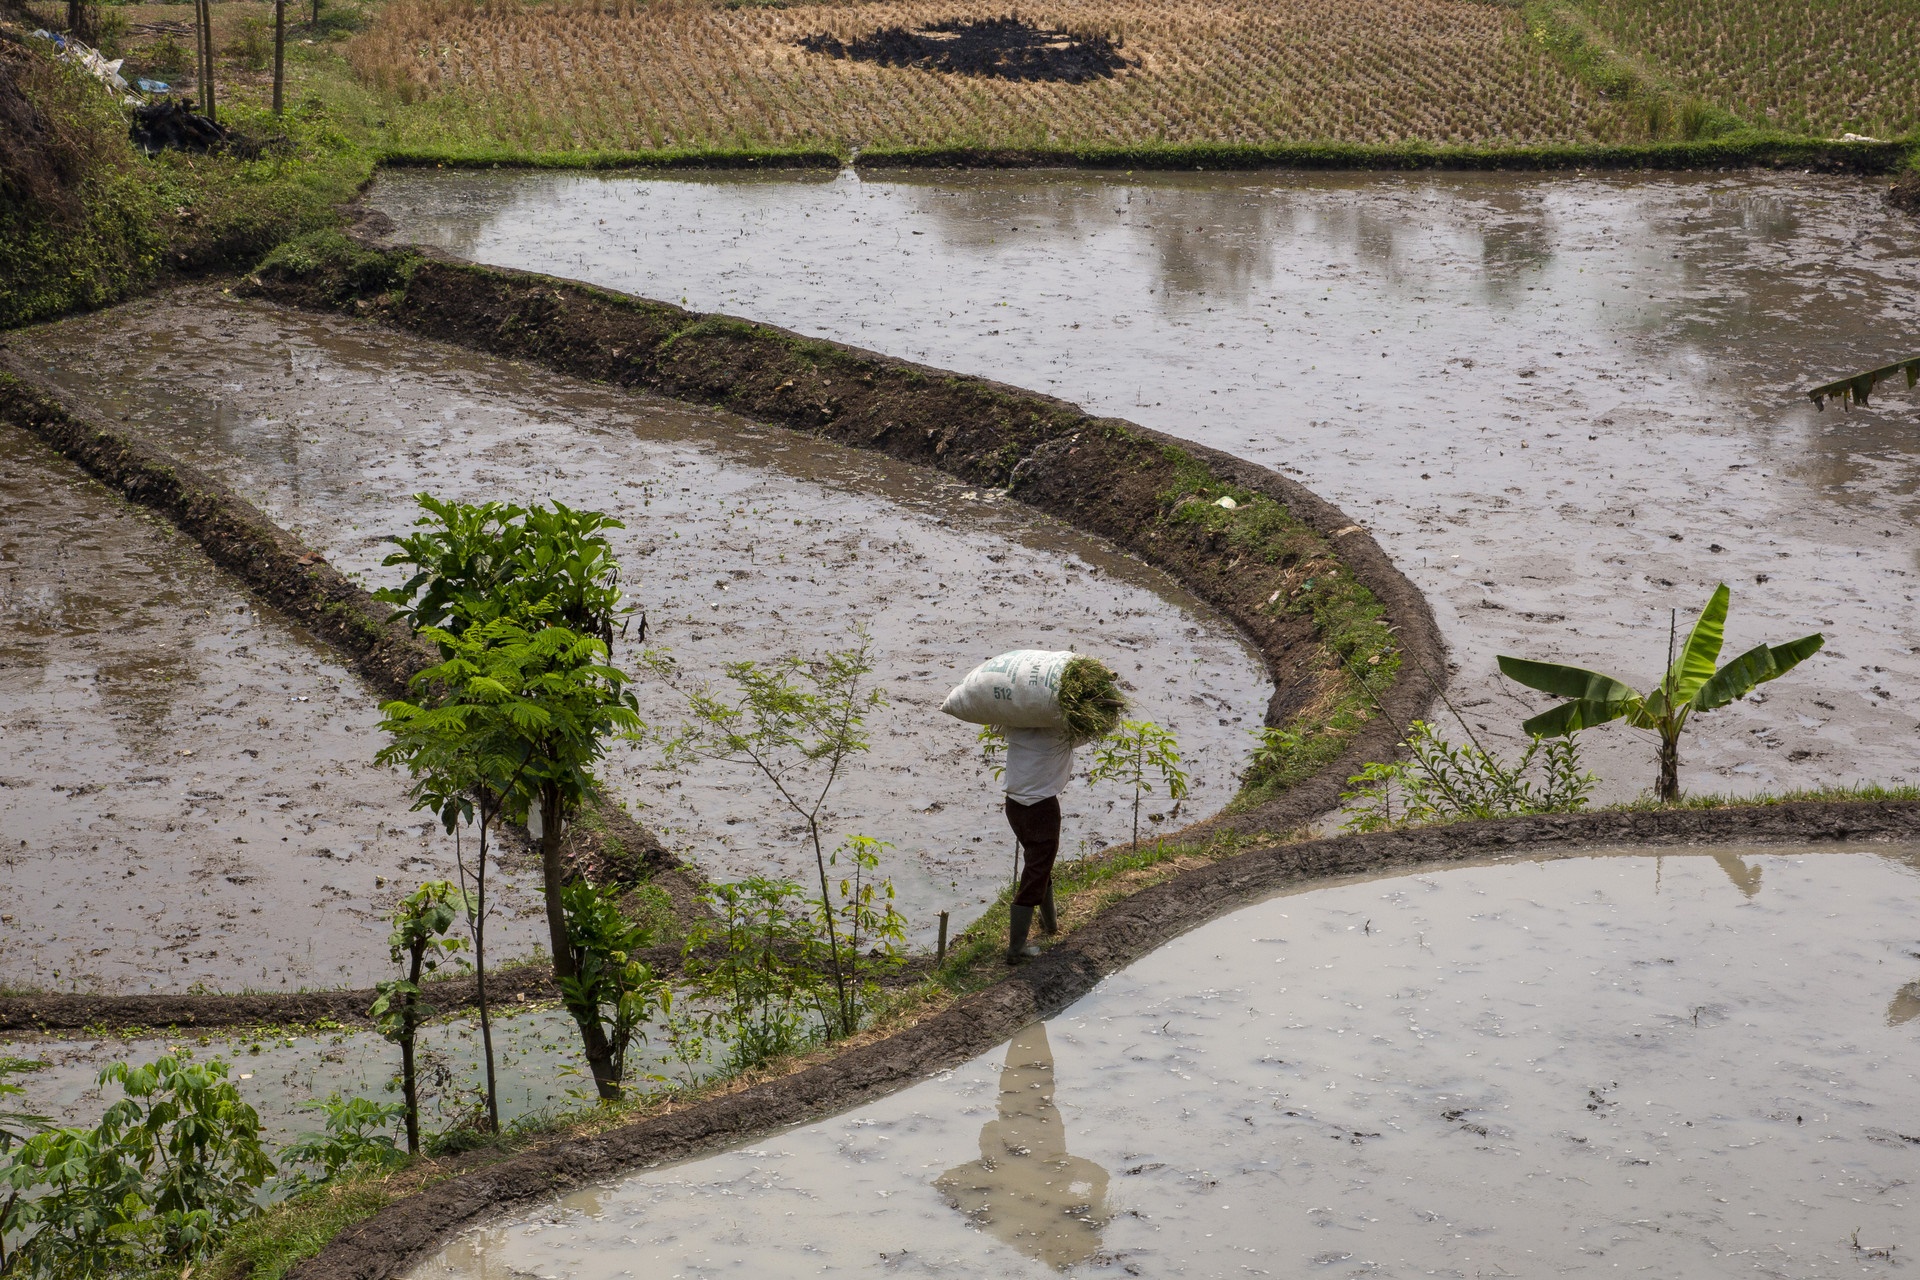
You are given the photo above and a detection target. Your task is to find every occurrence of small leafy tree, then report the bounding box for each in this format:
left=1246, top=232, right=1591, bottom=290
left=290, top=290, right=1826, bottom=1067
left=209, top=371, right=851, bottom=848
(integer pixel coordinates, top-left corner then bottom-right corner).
left=681, top=877, right=825, bottom=1073
left=0, top=1058, right=48, bottom=1274
left=382, top=615, right=641, bottom=1101
left=276, top=1095, right=406, bottom=1195
left=369, top=882, right=466, bottom=1155
left=1340, top=720, right=1596, bottom=833
left=556, top=881, right=671, bottom=1096
left=0, top=1055, right=271, bottom=1276
left=815, top=836, right=907, bottom=1025
left=377, top=663, right=540, bottom=1137
left=653, top=638, right=887, bottom=1039
left=1499, top=583, right=1824, bottom=803
left=1088, top=720, right=1190, bottom=849
left=376, top=494, right=633, bottom=650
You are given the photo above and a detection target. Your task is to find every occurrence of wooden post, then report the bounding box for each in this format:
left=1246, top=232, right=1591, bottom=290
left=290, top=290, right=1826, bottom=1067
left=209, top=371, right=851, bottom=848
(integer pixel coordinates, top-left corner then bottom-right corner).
left=196, top=0, right=216, bottom=121
left=936, top=910, right=949, bottom=964
left=271, top=0, right=285, bottom=114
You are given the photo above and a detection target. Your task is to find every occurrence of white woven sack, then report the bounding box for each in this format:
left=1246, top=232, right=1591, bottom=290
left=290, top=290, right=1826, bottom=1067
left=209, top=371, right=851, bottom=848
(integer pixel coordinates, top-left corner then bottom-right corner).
left=939, top=650, right=1074, bottom=729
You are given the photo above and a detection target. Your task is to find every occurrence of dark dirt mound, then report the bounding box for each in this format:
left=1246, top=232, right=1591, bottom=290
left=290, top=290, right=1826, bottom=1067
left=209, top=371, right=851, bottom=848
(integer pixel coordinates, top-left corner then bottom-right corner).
left=1891, top=171, right=1920, bottom=217
left=797, top=15, right=1130, bottom=83
left=129, top=96, right=228, bottom=154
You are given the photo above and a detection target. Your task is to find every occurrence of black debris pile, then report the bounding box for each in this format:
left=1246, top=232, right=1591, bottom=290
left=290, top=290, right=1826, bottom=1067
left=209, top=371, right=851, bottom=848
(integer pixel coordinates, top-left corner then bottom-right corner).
left=797, top=15, right=1130, bottom=84
left=129, top=98, right=228, bottom=154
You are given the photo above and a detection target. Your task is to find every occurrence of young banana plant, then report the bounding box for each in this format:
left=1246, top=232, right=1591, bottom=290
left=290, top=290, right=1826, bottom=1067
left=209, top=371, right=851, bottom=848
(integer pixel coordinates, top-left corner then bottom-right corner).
left=1497, top=584, right=1824, bottom=804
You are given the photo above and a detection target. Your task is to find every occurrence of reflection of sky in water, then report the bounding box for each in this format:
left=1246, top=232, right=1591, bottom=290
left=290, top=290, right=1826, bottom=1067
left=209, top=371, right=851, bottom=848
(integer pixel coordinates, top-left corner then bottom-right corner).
left=415, top=845, right=1920, bottom=1279
left=370, top=170, right=1920, bottom=803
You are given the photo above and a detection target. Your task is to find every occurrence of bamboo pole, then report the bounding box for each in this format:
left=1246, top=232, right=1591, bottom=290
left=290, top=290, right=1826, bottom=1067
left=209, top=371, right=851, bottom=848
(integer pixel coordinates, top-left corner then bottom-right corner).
left=272, top=0, right=285, bottom=114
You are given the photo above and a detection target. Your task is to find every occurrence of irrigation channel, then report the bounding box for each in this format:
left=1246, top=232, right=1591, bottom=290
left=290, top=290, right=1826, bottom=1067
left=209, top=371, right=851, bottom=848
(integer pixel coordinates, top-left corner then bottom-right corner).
left=368, top=166, right=1920, bottom=805
left=411, top=841, right=1920, bottom=1279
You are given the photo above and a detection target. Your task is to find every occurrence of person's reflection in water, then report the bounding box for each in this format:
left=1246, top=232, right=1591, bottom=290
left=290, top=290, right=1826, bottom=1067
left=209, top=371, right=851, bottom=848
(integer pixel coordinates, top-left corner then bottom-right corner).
left=1711, top=850, right=1764, bottom=898
left=936, top=1022, right=1110, bottom=1269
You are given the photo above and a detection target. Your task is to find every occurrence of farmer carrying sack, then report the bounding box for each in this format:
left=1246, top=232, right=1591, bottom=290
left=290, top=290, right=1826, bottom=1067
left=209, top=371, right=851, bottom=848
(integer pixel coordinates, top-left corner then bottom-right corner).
left=940, top=650, right=1075, bottom=730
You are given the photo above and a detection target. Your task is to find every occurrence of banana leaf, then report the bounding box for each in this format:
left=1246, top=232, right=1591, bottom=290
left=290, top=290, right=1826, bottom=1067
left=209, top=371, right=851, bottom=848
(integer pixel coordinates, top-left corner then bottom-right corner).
left=1807, top=356, right=1920, bottom=410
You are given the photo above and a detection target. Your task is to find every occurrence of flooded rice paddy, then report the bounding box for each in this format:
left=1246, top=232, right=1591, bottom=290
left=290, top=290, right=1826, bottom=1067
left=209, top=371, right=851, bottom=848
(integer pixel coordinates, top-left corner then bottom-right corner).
left=3, top=1004, right=628, bottom=1152
left=4, top=294, right=1269, bottom=936
left=368, top=168, right=1920, bottom=805
left=413, top=842, right=1920, bottom=1280
left=0, top=423, right=547, bottom=994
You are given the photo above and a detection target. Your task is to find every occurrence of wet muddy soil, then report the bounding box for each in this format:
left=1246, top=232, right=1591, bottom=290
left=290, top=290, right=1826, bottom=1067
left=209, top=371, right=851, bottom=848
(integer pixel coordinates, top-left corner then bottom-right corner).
left=366, top=168, right=1920, bottom=805
left=0, top=423, right=548, bottom=995
left=413, top=842, right=1920, bottom=1279
left=3, top=293, right=1270, bottom=937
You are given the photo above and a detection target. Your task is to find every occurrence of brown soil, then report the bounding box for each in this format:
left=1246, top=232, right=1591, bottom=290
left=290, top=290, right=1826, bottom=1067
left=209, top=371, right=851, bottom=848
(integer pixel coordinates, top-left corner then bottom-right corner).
left=287, top=799, right=1920, bottom=1280
left=1891, top=170, right=1920, bottom=216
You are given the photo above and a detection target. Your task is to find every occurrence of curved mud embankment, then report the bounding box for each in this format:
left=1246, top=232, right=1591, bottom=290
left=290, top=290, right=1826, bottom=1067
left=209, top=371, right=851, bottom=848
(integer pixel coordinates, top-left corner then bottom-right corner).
left=237, top=226, right=1445, bottom=843
left=290, top=800, right=1920, bottom=1280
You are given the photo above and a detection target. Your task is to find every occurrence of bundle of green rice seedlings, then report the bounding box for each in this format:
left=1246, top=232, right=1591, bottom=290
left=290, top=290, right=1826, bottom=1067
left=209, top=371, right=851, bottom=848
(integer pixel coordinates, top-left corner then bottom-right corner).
left=1057, top=655, right=1127, bottom=745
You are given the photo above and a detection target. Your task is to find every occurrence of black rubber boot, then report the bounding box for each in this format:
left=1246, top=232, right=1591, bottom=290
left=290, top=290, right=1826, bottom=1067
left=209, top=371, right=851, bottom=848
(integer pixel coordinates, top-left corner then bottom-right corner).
left=1038, top=883, right=1059, bottom=936
left=1007, top=904, right=1042, bottom=964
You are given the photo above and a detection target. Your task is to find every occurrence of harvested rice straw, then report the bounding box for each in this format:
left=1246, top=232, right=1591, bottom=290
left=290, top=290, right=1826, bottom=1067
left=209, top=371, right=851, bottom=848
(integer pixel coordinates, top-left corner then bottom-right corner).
left=1058, top=654, right=1126, bottom=745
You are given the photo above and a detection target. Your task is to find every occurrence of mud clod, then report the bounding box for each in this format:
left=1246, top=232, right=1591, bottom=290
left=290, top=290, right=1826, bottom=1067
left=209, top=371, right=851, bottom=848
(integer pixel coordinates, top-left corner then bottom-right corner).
left=797, top=17, right=1131, bottom=83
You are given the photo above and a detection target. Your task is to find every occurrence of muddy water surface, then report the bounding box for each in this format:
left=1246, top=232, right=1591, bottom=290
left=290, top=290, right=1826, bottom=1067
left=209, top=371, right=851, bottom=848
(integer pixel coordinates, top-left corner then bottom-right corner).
left=0, top=424, right=547, bottom=993
left=5, top=295, right=1269, bottom=935
left=368, top=169, right=1920, bottom=803
left=413, top=843, right=1920, bottom=1279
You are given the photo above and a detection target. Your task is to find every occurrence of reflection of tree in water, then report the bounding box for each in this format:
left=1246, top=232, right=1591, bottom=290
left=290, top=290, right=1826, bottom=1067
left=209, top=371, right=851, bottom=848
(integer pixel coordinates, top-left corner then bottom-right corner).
left=936, top=1022, right=1109, bottom=1269
left=1888, top=980, right=1920, bottom=1027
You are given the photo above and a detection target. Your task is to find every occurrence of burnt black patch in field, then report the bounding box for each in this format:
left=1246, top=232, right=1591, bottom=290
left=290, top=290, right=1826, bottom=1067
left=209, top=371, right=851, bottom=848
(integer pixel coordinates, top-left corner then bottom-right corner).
left=797, top=16, right=1130, bottom=84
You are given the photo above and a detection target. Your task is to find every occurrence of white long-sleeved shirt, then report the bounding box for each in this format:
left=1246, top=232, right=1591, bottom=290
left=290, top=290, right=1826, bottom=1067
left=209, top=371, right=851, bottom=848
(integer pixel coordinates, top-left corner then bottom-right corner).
left=1003, top=727, right=1073, bottom=805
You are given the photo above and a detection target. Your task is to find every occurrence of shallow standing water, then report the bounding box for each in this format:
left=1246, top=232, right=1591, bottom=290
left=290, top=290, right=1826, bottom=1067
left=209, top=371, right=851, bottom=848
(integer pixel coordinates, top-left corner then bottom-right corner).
left=413, top=843, right=1920, bottom=1279
left=0, top=424, right=547, bottom=993
left=4, top=294, right=1269, bottom=934
left=367, top=168, right=1920, bottom=803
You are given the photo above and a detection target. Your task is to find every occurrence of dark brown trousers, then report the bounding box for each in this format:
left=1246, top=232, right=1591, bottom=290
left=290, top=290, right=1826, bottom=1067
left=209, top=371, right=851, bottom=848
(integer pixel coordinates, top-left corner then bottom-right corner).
left=1005, top=795, right=1060, bottom=907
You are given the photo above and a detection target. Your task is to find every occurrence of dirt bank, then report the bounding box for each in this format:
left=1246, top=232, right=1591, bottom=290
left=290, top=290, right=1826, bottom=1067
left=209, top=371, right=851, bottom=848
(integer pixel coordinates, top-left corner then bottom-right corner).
left=239, top=229, right=1444, bottom=843
left=290, top=799, right=1920, bottom=1280
left=0, top=373, right=699, bottom=921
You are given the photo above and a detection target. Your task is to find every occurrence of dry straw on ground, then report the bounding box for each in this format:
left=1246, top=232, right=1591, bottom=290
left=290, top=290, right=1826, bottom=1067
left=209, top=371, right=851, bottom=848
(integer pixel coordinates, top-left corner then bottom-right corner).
left=347, top=0, right=1641, bottom=153
left=1577, top=0, right=1919, bottom=139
